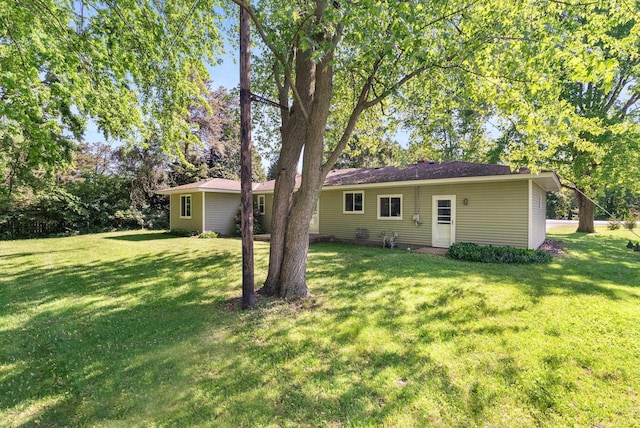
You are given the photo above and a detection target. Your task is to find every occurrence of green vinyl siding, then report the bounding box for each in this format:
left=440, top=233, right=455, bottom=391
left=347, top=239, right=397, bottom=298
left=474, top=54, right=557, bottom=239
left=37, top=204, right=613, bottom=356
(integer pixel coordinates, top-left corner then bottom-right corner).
left=204, top=193, right=241, bottom=235
left=454, top=181, right=529, bottom=248
left=319, top=180, right=530, bottom=248
left=170, top=192, right=203, bottom=232
left=320, top=185, right=422, bottom=246
left=255, top=194, right=273, bottom=232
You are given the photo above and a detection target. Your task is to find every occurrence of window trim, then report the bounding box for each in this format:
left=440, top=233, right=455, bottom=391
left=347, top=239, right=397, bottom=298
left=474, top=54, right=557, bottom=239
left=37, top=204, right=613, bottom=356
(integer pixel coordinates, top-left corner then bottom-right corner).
left=180, top=194, right=192, bottom=219
left=377, top=194, right=403, bottom=220
left=343, top=190, right=365, bottom=214
left=257, top=194, right=266, bottom=215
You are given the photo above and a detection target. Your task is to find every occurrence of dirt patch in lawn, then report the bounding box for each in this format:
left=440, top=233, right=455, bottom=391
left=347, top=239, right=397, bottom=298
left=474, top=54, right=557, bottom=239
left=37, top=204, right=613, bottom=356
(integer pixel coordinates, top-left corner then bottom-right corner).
left=539, top=239, right=564, bottom=255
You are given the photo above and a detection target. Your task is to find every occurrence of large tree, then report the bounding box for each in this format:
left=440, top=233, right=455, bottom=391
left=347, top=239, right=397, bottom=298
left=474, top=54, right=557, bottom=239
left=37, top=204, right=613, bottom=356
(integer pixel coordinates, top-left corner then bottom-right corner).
left=0, top=0, right=224, bottom=203
left=235, top=0, right=615, bottom=298
left=488, top=5, right=640, bottom=233
left=174, top=85, right=266, bottom=184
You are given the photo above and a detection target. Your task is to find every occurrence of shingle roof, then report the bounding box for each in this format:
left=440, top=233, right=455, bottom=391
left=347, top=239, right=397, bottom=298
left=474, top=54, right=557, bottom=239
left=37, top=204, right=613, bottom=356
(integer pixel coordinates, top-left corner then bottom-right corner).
left=158, top=161, right=559, bottom=194
left=157, top=178, right=243, bottom=193
left=251, top=161, right=533, bottom=192
left=322, top=161, right=531, bottom=186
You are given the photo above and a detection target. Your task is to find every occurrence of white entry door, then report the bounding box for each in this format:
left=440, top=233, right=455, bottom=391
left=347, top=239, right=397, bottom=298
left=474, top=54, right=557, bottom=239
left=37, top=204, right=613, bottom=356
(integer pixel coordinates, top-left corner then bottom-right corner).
left=432, top=195, right=456, bottom=248
left=309, top=200, right=320, bottom=234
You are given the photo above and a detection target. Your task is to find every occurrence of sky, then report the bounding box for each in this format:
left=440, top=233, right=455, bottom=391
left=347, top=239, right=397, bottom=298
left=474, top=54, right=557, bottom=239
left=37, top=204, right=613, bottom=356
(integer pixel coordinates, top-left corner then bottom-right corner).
left=84, top=54, right=240, bottom=144
left=83, top=41, right=411, bottom=156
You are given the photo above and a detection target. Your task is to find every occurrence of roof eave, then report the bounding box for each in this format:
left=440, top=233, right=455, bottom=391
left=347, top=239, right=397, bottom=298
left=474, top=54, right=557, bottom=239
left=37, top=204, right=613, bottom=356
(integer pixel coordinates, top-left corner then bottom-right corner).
left=156, top=187, right=241, bottom=195
left=321, top=172, right=562, bottom=191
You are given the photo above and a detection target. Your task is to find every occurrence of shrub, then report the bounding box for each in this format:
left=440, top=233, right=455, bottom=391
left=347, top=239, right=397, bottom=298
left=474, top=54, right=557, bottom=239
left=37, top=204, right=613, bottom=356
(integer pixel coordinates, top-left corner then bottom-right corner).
left=624, top=212, right=638, bottom=230
left=234, top=205, right=265, bottom=236
left=198, top=231, right=219, bottom=239
left=608, top=216, right=621, bottom=230
left=112, top=208, right=145, bottom=229
left=167, top=228, right=198, bottom=237
left=447, top=242, right=552, bottom=264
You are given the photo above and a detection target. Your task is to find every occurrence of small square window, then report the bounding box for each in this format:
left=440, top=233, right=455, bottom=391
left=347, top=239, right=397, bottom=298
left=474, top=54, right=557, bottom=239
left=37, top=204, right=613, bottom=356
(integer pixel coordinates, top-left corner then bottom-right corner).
left=378, top=195, right=402, bottom=220
left=343, top=191, right=364, bottom=214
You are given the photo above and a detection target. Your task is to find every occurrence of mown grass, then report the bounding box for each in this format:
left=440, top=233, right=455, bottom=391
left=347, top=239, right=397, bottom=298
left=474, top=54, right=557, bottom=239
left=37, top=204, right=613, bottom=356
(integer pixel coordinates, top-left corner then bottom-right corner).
left=0, top=227, right=639, bottom=427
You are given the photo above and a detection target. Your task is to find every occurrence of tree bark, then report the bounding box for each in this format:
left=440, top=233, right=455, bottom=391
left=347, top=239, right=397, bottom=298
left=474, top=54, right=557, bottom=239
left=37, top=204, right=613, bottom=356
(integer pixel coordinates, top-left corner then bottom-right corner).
left=263, top=0, right=337, bottom=298
left=259, top=122, right=305, bottom=295
left=278, top=20, right=335, bottom=298
left=575, top=189, right=595, bottom=233
left=259, top=46, right=315, bottom=295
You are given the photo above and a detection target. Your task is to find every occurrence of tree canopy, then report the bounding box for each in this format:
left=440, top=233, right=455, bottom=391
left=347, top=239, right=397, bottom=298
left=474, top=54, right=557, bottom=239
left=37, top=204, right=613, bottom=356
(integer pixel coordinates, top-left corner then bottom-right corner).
left=0, top=0, right=225, bottom=202
left=487, top=3, right=640, bottom=231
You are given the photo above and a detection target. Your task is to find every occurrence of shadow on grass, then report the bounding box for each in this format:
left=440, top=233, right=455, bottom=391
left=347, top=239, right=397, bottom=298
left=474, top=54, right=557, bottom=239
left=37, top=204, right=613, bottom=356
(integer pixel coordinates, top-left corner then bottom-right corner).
left=0, top=246, right=242, bottom=426
left=1, top=231, right=638, bottom=426
left=104, top=232, right=177, bottom=242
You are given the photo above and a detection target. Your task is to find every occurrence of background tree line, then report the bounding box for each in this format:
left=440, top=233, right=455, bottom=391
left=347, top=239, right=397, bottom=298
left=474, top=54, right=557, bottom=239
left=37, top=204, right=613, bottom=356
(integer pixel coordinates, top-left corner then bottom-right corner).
left=0, top=86, right=266, bottom=239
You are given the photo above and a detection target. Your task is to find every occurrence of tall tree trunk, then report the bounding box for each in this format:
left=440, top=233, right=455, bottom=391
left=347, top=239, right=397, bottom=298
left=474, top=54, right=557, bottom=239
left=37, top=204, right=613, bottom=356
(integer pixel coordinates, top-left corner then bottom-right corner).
left=278, top=31, right=335, bottom=298
left=259, top=124, right=305, bottom=295
left=262, top=0, right=343, bottom=298
left=575, top=189, right=595, bottom=233
left=260, top=47, right=315, bottom=295
left=278, top=188, right=316, bottom=299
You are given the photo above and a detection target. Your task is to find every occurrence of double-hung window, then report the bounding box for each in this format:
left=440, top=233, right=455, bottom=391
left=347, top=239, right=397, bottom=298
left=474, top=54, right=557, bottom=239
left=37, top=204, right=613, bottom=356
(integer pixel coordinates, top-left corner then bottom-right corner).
left=377, top=195, right=402, bottom=220
left=343, top=191, right=364, bottom=214
left=257, top=195, right=266, bottom=215
left=180, top=195, right=192, bottom=218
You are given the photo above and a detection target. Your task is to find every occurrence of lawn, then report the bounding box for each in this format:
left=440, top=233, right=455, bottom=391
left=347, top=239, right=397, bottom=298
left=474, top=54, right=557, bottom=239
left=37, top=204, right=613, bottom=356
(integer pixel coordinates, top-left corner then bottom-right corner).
left=1, top=227, right=639, bottom=427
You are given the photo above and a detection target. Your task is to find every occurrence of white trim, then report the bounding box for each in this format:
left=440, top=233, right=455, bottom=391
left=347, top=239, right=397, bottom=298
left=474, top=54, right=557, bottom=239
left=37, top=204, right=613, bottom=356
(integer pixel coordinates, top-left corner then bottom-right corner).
left=180, top=194, right=192, bottom=219
left=528, top=180, right=533, bottom=249
left=202, top=192, right=206, bottom=232
left=377, top=194, right=403, bottom=220
left=168, top=194, right=172, bottom=230
left=158, top=187, right=242, bottom=195
left=309, top=199, right=320, bottom=234
left=432, top=195, right=456, bottom=248
left=257, top=194, right=266, bottom=215
left=343, top=190, right=365, bottom=214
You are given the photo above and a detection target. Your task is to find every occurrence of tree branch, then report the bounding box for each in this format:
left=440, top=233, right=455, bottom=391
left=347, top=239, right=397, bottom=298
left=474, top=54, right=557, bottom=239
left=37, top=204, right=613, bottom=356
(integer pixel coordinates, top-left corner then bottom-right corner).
left=230, top=0, right=309, bottom=121
left=618, top=91, right=640, bottom=119
left=602, top=75, right=627, bottom=112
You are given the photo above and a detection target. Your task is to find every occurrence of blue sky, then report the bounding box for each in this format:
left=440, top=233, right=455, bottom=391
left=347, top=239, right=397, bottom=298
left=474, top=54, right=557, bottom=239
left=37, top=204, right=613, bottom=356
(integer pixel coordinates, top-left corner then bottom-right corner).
left=84, top=53, right=239, bottom=144
left=84, top=46, right=411, bottom=153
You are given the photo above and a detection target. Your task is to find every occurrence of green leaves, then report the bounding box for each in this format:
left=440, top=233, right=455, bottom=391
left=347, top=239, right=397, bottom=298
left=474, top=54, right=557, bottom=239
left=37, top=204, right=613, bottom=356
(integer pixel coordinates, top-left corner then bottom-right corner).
left=1, top=0, right=226, bottom=202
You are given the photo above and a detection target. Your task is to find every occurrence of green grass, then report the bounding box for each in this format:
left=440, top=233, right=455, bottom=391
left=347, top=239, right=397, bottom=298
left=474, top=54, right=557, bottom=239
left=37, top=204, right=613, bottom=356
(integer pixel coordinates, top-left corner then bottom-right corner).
left=1, top=227, right=639, bottom=427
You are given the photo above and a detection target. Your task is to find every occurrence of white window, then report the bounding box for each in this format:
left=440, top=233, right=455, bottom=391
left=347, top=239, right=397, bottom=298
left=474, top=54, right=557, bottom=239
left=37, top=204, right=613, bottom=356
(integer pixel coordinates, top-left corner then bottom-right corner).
left=343, top=191, right=364, bottom=214
left=378, top=195, right=402, bottom=220
left=257, top=195, right=266, bottom=215
left=180, top=195, right=192, bottom=218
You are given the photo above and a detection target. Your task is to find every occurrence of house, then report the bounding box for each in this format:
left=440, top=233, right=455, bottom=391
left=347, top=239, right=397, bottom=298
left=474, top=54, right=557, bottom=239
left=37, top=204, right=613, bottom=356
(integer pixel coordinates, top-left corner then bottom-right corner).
left=156, top=161, right=561, bottom=249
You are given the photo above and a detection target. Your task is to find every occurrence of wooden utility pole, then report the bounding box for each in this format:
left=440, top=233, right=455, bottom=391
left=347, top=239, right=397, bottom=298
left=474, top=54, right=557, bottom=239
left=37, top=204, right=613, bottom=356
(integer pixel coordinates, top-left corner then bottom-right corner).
left=239, top=5, right=255, bottom=309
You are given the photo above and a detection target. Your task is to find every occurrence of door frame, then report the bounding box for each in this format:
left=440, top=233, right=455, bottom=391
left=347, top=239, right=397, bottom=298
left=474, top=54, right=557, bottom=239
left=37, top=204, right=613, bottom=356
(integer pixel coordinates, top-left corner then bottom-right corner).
left=431, top=195, right=456, bottom=248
